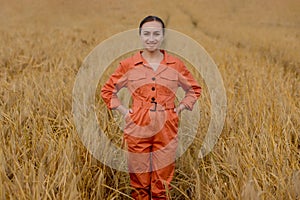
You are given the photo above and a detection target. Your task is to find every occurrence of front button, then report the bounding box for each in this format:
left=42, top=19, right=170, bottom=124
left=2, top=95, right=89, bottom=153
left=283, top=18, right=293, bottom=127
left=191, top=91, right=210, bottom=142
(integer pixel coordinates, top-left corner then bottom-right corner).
left=151, top=97, right=155, bottom=101
left=152, top=77, right=156, bottom=81
left=151, top=87, right=155, bottom=91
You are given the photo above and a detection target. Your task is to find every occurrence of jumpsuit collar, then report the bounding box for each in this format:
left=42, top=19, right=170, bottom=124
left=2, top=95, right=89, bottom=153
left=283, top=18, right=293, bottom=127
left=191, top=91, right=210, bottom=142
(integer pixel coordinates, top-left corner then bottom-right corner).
left=133, top=50, right=176, bottom=66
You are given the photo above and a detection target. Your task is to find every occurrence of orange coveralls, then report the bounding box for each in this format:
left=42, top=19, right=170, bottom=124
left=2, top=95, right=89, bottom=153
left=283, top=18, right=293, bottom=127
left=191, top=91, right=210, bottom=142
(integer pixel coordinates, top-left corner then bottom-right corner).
left=101, top=50, right=201, bottom=200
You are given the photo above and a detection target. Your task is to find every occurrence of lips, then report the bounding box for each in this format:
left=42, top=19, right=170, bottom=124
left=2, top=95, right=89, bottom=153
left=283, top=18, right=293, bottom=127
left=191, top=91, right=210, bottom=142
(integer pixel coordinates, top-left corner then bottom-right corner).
left=147, top=43, right=157, bottom=47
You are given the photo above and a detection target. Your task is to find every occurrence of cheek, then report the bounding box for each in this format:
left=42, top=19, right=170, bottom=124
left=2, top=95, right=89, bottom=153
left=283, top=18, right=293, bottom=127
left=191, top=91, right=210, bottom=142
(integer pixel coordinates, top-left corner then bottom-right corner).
left=140, top=36, right=149, bottom=43
left=156, top=35, right=164, bottom=42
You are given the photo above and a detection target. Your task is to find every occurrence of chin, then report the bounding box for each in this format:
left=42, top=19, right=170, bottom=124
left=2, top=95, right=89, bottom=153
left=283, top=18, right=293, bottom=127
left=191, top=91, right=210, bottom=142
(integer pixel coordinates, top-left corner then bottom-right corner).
left=145, top=47, right=159, bottom=52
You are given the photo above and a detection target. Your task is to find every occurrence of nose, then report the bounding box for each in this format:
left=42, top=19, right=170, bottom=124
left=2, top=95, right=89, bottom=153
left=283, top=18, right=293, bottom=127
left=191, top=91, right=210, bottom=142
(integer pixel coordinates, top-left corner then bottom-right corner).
left=148, top=34, right=155, bottom=41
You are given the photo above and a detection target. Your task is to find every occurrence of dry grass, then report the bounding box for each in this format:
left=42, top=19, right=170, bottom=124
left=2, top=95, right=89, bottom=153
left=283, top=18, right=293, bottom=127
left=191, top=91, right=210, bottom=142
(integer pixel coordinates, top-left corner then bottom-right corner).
left=0, top=0, right=299, bottom=199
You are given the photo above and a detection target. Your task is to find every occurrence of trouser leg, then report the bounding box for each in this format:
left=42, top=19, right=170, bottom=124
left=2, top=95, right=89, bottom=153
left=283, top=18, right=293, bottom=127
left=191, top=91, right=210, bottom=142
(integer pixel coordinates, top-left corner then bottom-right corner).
left=151, top=163, right=175, bottom=200
left=125, top=134, right=152, bottom=200
left=129, top=172, right=151, bottom=200
left=151, top=111, right=178, bottom=200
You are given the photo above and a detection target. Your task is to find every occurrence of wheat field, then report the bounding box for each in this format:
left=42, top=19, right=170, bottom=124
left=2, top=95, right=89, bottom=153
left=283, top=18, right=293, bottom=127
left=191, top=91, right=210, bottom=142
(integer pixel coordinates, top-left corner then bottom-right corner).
left=0, top=0, right=299, bottom=199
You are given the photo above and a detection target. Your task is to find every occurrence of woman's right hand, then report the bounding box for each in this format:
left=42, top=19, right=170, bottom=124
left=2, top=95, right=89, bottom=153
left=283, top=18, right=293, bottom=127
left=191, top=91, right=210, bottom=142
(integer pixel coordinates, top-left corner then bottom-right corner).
left=116, top=105, right=132, bottom=116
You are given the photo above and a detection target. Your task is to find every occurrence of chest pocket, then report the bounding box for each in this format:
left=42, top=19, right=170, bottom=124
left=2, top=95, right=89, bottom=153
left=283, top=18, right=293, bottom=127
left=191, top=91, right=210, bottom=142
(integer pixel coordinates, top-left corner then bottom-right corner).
left=158, top=69, right=178, bottom=95
left=127, top=70, right=147, bottom=93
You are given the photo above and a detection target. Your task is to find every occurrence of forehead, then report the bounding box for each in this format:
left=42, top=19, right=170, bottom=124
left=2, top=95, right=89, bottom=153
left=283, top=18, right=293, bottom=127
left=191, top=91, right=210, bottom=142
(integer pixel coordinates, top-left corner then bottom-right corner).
left=141, top=21, right=163, bottom=31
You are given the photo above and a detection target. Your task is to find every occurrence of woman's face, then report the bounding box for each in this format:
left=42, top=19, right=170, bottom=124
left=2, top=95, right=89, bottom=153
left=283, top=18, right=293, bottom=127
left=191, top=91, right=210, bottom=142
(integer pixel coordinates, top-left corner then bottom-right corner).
left=140, top=21, right=164, bottom=52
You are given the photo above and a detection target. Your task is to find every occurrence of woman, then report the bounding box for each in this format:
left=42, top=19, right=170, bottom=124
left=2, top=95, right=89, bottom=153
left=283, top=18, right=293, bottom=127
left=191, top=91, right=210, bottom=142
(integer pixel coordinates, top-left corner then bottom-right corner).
left=101, top=16, right=201, bottom=200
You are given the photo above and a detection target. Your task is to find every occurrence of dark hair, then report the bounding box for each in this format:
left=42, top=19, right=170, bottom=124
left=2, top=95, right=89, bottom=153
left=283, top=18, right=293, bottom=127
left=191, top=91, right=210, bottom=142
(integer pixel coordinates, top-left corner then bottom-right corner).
left=139, top=15, right=165, bottom=35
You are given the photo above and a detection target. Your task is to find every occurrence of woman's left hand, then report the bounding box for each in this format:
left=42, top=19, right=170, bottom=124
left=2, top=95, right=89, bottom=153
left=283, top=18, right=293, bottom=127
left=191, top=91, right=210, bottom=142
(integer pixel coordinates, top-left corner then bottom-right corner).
left=174, top=104, right=186, bottom=115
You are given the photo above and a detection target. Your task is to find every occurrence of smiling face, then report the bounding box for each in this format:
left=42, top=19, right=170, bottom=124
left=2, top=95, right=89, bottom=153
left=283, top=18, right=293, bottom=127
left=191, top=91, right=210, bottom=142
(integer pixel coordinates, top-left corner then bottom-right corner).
left=140, top=21, right=164, bottom=53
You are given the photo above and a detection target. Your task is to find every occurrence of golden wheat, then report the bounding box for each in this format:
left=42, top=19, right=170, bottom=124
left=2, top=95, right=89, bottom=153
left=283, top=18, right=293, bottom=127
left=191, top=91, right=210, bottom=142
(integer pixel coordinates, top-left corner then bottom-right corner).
left=0, top=0, right=299, bottom=199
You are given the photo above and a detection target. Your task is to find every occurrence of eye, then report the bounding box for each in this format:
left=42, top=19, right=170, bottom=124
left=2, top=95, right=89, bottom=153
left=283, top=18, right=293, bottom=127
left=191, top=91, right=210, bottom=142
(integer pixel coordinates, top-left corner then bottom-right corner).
left=142, top=32, right=150, bottom=36
left=154, top=32, right=161, bottom=36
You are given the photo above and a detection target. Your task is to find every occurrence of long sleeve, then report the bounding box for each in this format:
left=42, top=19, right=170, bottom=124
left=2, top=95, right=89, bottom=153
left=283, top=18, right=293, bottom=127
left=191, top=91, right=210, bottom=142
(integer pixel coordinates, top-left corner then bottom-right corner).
left=177, top=61, right=201, bottom=110
left=101, top=62, right=128, bottom=110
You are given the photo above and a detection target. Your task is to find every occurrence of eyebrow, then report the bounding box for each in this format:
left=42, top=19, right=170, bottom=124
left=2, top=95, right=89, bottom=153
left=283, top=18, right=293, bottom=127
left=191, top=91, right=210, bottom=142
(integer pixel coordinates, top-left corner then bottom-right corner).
left=142, top=30, right=162, bottom=33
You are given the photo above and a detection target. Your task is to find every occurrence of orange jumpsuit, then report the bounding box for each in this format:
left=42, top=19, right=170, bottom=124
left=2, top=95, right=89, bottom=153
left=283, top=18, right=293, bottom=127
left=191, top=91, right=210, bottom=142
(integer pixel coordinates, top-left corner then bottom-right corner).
left=101, top=50, right=201, bottom=200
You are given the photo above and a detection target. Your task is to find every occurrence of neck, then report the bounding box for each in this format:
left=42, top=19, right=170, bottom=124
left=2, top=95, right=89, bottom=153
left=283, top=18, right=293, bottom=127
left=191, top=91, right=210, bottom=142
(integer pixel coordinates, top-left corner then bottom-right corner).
left=142, top=49, right=162, bottom=59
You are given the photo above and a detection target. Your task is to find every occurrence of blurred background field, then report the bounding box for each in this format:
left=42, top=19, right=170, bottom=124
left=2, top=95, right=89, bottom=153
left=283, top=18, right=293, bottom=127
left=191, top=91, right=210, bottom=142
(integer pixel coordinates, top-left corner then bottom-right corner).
left=0, top=0, right=299, bottom=199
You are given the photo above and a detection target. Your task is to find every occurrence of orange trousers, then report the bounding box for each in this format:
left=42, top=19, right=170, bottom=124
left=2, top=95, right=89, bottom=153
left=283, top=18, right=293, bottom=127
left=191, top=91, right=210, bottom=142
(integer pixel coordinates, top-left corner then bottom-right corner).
left=124, top=108, right=178, bottom=200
